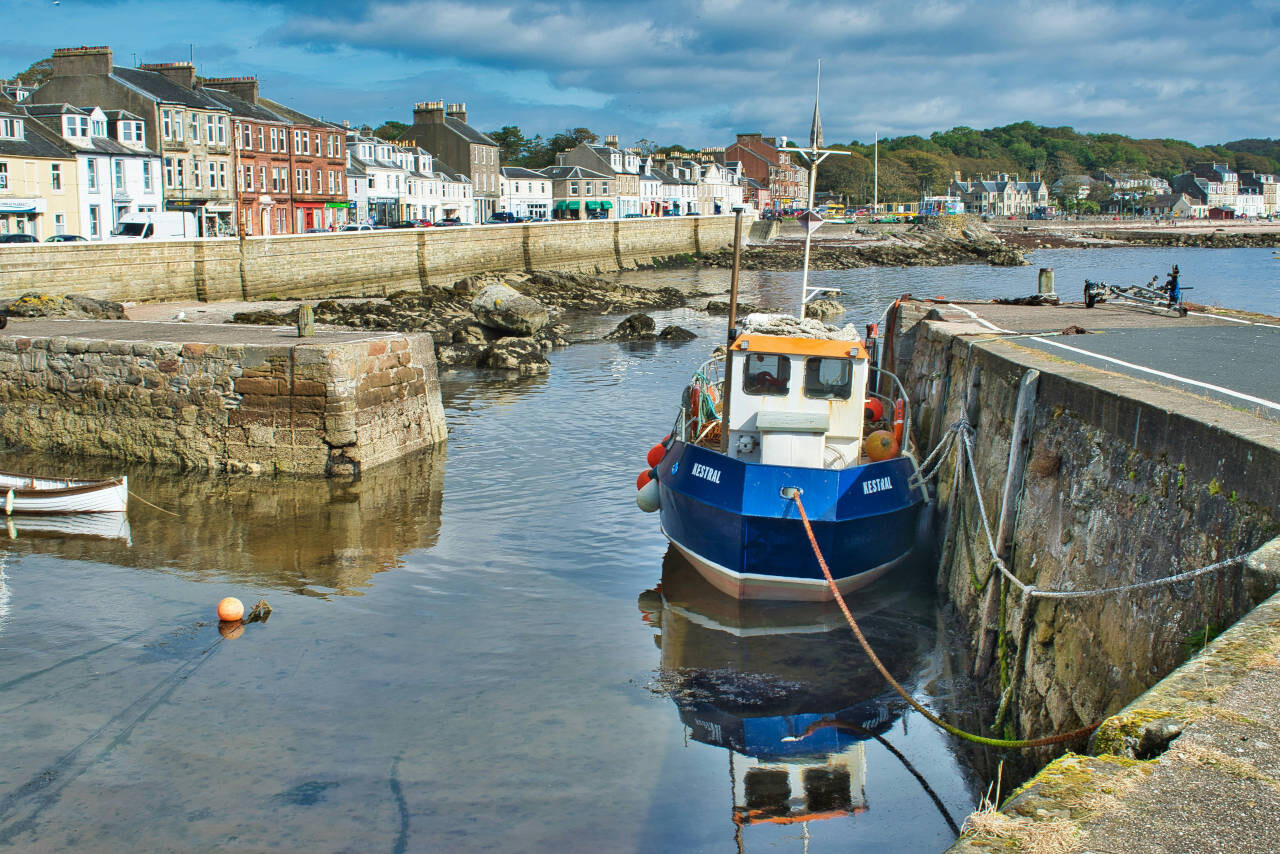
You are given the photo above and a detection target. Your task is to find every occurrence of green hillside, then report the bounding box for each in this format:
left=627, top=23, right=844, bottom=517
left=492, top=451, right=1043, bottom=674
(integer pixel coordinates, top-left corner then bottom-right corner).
left=811, top=123, right=1280, bottom=205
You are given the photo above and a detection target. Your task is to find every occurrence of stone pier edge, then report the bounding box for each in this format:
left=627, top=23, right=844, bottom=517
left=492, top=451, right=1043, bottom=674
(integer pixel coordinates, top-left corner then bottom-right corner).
left=929, top=324, right=1280, bottom=852
left=946, top=535, right=1280, bottom=853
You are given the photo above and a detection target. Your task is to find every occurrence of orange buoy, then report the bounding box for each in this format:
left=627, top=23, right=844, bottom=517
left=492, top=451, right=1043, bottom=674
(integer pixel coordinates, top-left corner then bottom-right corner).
left=646, top=443, right=666, bottom=467
left=865, top=430, right=900, bottom=462
left=864, top=398, right=885, bottom=421
left=217, top=596, right=245, bottom=622
left=892, top=399, right=905, bottom=445
left=637, top=469, right=653, bottom=490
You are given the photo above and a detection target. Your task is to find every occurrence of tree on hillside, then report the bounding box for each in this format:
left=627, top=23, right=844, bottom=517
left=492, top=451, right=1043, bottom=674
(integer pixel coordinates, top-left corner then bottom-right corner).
left=373, top=121, right=408, bottom=141
left=1086, top=182, right=1114, bottom=204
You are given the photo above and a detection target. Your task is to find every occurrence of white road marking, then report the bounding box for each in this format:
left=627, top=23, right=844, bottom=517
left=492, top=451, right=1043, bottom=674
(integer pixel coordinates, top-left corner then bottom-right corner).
left=944, top=304, right=1280, bottom=413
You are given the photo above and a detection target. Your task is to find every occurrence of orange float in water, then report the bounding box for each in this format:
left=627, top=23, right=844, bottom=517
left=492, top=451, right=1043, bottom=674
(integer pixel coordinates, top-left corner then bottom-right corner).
left=217, top=596, right=245, bottom=622
left=865, top=430, right=900, bottom=462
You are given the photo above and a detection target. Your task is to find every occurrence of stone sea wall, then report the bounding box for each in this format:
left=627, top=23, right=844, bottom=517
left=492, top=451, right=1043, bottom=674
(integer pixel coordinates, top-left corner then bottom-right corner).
left=891, top=305, right=1280, bottom=752
left=0, top=328, right=446, bottom=476
left=0, top=216, right=738, bottom=305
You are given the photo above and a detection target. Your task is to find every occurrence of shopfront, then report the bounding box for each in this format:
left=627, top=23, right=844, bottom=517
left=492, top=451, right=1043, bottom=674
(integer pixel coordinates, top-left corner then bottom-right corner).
left=0, top=199, right=46, bottom=238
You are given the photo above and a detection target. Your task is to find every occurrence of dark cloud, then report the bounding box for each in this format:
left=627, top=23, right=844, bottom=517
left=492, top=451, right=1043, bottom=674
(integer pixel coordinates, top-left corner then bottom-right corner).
left=247, top=0, right=1279, bottom=145
left=10, top=1, right=1279, bottom=145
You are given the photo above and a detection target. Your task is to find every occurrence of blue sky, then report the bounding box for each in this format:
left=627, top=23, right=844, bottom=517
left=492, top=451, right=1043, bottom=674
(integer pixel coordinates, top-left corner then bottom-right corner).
left=7, top=0, right=1279, bottom=148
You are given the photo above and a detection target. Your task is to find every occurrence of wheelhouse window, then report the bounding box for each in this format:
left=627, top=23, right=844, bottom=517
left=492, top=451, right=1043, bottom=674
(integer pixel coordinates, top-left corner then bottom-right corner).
left=803, top=357, right=853, bottom=400
left=743, top=353, right=792, bottom=396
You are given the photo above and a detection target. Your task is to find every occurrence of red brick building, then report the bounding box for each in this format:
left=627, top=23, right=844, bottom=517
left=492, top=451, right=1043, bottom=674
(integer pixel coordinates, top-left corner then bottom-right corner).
left=201, top=78, right=293, bottom=235
left=200, top=77, right=348, bottom=234
left=725, top=133, right=808, bottom=210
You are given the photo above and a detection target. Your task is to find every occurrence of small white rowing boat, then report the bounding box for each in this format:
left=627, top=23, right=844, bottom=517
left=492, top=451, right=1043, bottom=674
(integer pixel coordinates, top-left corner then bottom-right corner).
left=0, top=472, right=128, bottom=514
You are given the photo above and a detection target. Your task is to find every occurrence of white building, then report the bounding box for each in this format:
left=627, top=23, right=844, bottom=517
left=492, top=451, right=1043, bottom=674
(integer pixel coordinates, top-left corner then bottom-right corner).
left=499, top=167, right=552, bottom=220
left=437, top=163, right=474, bottom=223
left=24, top=103, right=162, bottom=239
left=652, top=159, right=699, bottom=215
left=637, top=157, right=662, bottom=216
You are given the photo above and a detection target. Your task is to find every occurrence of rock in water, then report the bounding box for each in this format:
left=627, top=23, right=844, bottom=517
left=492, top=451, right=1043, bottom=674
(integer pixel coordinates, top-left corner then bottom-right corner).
left=604, top=313, right=657, bottom=341
left=472, top=283, right=549, bottom=336
left=805, top=298, right=845, bottom=320
left=481, top=337, right=550, bottom=375
left=658, top=325, right=697, bottom=342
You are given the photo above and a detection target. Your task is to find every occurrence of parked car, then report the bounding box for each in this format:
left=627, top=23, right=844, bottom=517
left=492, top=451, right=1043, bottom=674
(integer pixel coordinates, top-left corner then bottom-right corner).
left=339, top=223, right=376, bottom=232
left=0, top=233, right=39, bottom=244
left=45, top=234, right=88, bottom=243
left=304, top=228, right=331, bottom=234
left=485, top=212, right=525, bottom=224
left=412, top=219, right=434, bottom=228
left=623, top=213, right=644, bottom=218
left=433, top=217, right=463, bottom=227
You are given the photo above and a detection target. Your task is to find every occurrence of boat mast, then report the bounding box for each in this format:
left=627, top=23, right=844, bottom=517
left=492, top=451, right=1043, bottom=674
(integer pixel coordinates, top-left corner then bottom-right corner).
left=720, top=206, right=744, bottom=452
left=789, top=60, right=851, bottom=318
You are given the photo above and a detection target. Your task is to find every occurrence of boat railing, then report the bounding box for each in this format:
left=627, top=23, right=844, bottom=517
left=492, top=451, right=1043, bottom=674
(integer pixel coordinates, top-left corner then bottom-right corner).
left=681, top=354, right=727, bottom=445
left=868, top=368, right=914, bottom=453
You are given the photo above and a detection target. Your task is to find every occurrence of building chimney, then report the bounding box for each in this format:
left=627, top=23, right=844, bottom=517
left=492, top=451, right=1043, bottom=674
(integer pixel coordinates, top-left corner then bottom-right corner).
left=139, top=61, right=196, bottom=89
left=51, top=46, right=113, bottom=78
left=414, top=100, right=446, bottom=125
left=605, top=134, right=618, bottom=148
left=201, top=76, right=259, bottom=104
left=445, top=102, right=467, bottom=123
left=954, top=171, right=961, bottom=182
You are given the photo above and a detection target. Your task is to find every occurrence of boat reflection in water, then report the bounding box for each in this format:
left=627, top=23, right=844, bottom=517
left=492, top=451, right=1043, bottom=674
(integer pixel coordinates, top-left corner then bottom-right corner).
left=640, top=548, right=959, bottom=841
left=0, top=443, right=446, bottom=596
left=3, top=511, right=133, bottom=545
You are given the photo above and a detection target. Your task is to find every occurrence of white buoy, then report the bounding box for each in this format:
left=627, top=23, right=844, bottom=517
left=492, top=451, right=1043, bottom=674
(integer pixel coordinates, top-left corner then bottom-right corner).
left=636, top=479, right=661, bottom=512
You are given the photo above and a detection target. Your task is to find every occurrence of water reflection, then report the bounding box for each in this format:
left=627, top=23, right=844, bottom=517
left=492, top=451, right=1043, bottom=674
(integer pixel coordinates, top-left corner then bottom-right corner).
left=642, top=549, right=960, bottom=843
left=0, top=443, right=446, bottom=596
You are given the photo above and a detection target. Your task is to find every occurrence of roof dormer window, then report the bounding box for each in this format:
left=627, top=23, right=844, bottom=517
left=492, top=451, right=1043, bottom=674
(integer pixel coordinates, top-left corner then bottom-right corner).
left=0, top=117, right=22, bottom=140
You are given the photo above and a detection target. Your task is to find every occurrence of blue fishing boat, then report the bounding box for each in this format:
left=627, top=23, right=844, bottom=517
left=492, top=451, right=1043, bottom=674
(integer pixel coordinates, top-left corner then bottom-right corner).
left=635, top=65, right=927, bottom=601
left=638, top=324, right=927, bottom=601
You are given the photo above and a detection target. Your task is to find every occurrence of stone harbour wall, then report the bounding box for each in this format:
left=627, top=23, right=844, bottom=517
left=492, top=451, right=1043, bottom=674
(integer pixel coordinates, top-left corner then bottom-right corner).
left=891, top=306, right=1280, bottom=751
left=0, top=215, right=739, bottom=305
left=0, top=328, right=446, bottom=476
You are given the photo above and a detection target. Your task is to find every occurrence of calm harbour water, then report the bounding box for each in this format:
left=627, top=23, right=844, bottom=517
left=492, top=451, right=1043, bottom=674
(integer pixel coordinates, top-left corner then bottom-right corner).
left=0, top=247, right=1274, bottom=852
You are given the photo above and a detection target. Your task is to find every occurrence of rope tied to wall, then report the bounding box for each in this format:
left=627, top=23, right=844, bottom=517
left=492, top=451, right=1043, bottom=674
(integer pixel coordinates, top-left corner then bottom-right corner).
left=921, top=420, right=1249, bottom=602
left=787, top=490, right=1096, bottom=750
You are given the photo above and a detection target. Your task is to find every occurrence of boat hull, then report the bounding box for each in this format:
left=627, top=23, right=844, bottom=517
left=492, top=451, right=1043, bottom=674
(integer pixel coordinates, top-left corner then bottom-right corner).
left=656, top=441, right=923, bottom=601
left=0, top=472, right=129, bottom=514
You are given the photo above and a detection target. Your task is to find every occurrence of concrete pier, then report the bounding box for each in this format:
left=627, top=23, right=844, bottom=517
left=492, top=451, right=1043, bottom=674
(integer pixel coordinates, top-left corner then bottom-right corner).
left=883, top=299, right=1280, bottom=851
left=0, top=318, right=447, bottom=476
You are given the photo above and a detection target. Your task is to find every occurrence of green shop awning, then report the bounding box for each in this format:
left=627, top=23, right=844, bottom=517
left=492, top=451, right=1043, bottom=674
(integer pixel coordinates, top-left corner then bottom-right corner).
left=554, top=200, right=567, bottom=211
left=566, top=201, right=581, bottom=210
left=601, top=201, right=613, bottom=209
left=585, top=201, right=601, bottom=210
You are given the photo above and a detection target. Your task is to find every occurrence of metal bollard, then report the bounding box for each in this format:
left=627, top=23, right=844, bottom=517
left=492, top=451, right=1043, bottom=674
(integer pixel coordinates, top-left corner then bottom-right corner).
left=1037, top=267, right=1055, bottom=296
left=297, top=304, right=315, bottom=337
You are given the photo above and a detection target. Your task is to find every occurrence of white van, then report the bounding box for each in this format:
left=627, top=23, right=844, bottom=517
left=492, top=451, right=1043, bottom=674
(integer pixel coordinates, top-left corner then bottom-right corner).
left=108, top=212, right=198, bottom=241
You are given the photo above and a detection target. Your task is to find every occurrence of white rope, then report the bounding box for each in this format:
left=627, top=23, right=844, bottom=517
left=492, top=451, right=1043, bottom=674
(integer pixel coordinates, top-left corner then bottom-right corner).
left=921, top=421, right=1251, bottom=601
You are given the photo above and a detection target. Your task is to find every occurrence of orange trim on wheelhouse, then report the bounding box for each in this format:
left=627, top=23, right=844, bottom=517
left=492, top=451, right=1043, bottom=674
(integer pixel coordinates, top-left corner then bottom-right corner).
left=731, top=333, right=868, bottom=361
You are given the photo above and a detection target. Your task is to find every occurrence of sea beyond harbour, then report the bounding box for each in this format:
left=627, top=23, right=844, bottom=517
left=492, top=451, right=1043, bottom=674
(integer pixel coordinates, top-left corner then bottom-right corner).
left=0, top=246, right=1275, bottom=852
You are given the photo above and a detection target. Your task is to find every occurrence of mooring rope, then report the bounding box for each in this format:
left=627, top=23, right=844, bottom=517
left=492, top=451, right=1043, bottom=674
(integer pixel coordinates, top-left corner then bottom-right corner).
left=789, top=491, right=1097, bottom=750
left=953, top=424, right=1249, bottom=600
left=915, top=419, right=1249, bottom=601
